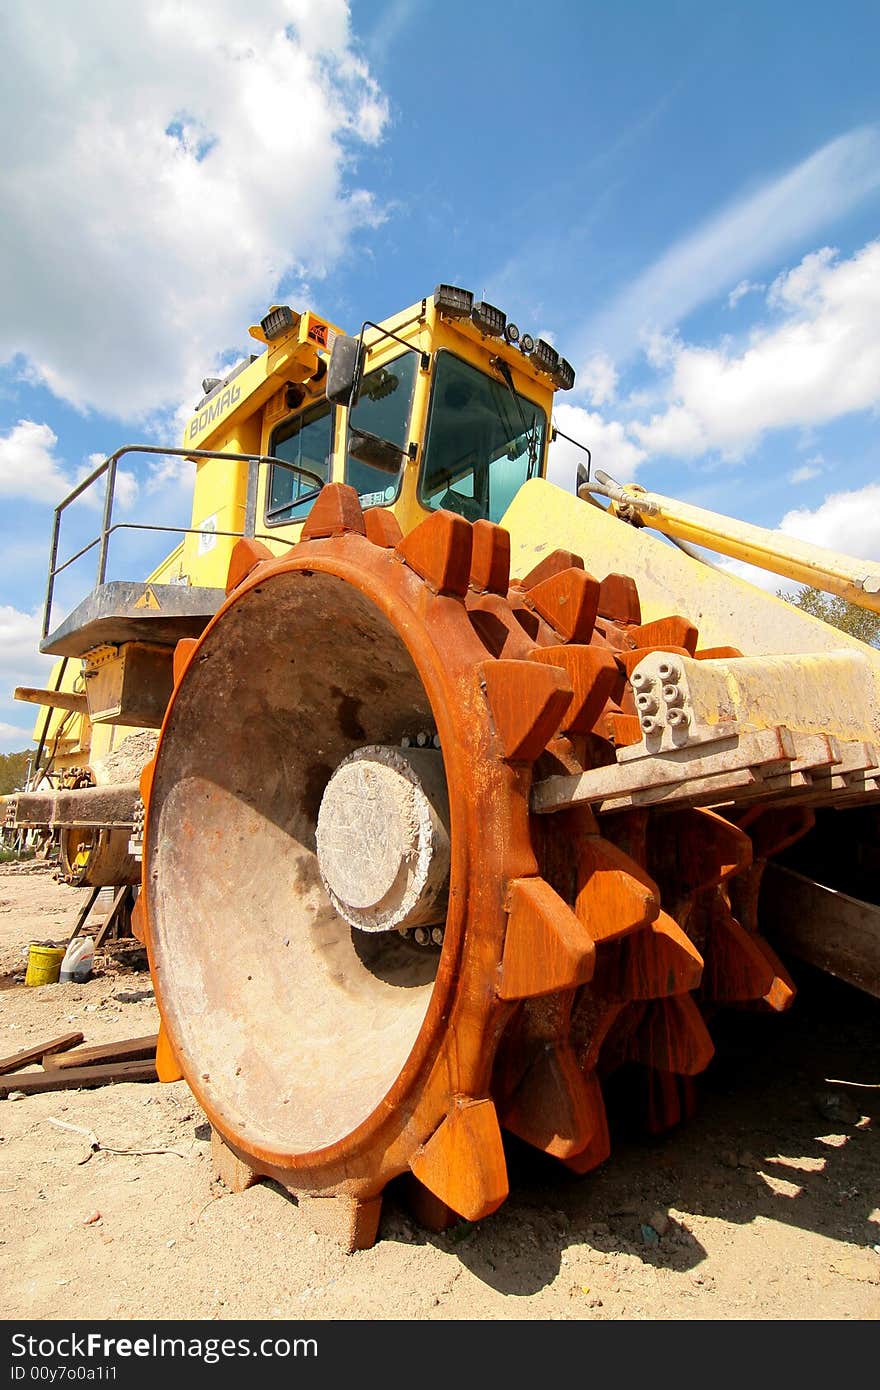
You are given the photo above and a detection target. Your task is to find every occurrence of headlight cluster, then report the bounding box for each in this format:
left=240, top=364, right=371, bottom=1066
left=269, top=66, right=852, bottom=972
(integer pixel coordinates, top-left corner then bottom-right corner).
left=433, top=284, right=575, bottom=390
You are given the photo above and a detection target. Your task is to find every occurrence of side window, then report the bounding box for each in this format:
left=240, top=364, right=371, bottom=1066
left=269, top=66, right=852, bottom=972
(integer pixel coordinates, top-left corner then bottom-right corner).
left=266, top=401, right=334, bottom=525
left=345, top=351, right=418, bottom=509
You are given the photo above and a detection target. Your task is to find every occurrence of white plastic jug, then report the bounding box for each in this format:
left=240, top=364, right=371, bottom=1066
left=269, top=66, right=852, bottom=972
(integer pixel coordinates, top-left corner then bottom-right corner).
left=59, top=935, right=95, bottom=983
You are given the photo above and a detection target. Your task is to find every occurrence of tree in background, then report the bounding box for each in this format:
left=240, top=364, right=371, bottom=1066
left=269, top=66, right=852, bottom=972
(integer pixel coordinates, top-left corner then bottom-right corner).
left=779, top=586, right=880, bottom=648
left=0, top=751, right=31, bottom=796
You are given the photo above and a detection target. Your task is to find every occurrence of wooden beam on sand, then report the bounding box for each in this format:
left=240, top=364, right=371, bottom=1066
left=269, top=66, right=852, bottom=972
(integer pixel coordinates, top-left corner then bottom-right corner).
left=43, top=1034, right=158, bottom=1071
left=0, top=1032, right=84, bottom=1076
left=0, top=1058, right=157, bottom=1097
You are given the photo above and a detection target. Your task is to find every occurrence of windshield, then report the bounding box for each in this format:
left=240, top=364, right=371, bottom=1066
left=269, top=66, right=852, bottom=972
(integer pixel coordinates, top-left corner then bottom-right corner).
left=346, top=349, right=419, bottom=509
left=419, top=353, right=547, bottom=524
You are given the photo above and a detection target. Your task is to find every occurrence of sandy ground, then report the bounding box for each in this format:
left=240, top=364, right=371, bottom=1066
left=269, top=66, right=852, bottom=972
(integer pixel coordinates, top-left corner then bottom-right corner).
left=1, top=860, right=878, bottom=1323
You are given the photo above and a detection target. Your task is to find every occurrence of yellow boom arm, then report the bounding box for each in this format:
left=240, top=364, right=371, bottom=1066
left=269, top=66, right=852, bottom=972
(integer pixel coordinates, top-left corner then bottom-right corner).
left=586, top=471, right=880, bottom=612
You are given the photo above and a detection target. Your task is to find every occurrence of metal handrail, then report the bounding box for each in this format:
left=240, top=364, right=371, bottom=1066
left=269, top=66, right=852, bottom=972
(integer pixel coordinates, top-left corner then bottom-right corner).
left=42, top=444, right=323, bottom=640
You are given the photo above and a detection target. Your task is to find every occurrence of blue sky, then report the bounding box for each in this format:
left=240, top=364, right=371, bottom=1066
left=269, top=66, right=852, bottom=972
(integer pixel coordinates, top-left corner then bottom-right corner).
left=1, top=0, right=879, bottom=749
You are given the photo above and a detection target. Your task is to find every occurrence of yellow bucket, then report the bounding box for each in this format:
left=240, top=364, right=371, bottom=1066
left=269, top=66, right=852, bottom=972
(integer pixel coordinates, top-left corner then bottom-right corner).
left=25, top=944, right=66, bottom=987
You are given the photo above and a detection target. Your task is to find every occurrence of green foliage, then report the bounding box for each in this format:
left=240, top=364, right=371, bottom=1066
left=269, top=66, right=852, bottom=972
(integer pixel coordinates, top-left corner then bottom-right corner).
left=779, top=586, right=880, bottom=648
left=0, top=750, right=32, bottom=796
left=0, top=845, right=35, bottom=863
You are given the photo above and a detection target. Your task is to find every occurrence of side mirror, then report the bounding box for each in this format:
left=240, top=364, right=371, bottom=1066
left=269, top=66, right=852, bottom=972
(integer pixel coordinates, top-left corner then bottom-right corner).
left=347, top=428, right=404, bottom=474
left=326, top=335, right=364, bottom=407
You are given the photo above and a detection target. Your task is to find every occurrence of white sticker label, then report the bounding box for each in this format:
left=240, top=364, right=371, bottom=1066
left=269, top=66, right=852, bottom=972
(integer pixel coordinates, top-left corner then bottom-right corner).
left=197, top=513, right=218, bottom=555
left=359, top=486, right=398, bottom=509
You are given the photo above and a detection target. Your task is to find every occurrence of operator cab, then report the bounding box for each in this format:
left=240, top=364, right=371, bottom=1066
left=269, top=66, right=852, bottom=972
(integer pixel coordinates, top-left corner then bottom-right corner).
left=302, top=284, right=575, bottom=538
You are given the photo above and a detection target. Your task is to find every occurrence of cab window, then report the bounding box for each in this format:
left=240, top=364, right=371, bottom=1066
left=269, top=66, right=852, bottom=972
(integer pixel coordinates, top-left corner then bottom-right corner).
left=266, top=401, right=334, bottom=525
left=345, top=351, right=418, bottom=509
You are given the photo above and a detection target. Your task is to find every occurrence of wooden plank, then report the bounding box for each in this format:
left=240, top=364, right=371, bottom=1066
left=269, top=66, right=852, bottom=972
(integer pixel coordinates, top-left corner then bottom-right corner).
left=93, top=886, right=131, bottom=948
left=0, top=1032, right=84, bottom=1076
left=44, top=1034, right=158, bottom=1071
left=14, top=685, right=89, bottom=714
left=11, top=782, right=140, bottom=831
left=761, top=862, right=880, bottom=999
left=67, top=885, right=102, bottom=944
left=0, top=1058, right=157, bottom=1097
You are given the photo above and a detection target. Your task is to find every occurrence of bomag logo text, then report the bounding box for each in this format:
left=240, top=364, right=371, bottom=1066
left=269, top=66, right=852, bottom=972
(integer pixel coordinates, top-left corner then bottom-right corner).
left=188, top=383, right=242, bottom=440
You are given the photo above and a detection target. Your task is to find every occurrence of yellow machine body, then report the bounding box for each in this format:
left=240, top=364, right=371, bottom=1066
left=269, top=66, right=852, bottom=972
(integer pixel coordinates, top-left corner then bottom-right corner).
left=504, top=479, right=880, bottom=710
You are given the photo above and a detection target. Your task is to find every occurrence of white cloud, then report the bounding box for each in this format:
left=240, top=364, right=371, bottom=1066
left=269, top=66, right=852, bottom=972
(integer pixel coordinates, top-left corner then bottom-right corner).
left=114, top=472, right=140, bottom=511
left=548, top=402, right=646, bottom=495
left=364, top=0, right=419, bottom=61
left=767, top=247, right=836, bottom=311
left=0, top=605, right=54, bottom=698
left=0, top=720, right=39, bottom=754
left=576, top=126, right=880, bottom=361
left=632, top=240, right=880, bottom=458
left=728, top=279, right=764, bottom=308
left=0, top=2, right=388, bottom=419
left=787, top=458, right=823, bottom=484
left=0, top=421, right=140, bottom=510
left=578, top=353, right=618, bottom=406
left=778, top=482, right=880, bottom=559
left=75, top=455, right=139, bottom=512
left=642, top=330, right=680, bottom=371
left=0, top=421, right=69, bottom=501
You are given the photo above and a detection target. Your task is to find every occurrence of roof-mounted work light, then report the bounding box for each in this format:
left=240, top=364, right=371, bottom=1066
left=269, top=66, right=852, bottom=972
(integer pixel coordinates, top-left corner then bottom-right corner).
left=529, top=338, right=559, bottom=374
left=433, top=284, right=474, bottom=318
left=551, top=356, right=576, bottom=391
left=471, top=300, right=506, bottom=338
left=261, top=305, right=296, bottom=340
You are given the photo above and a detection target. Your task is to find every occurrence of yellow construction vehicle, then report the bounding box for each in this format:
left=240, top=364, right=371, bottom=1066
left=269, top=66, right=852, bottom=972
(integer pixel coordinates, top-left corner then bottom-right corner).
left=6, top=284, right=879, bottom=1248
